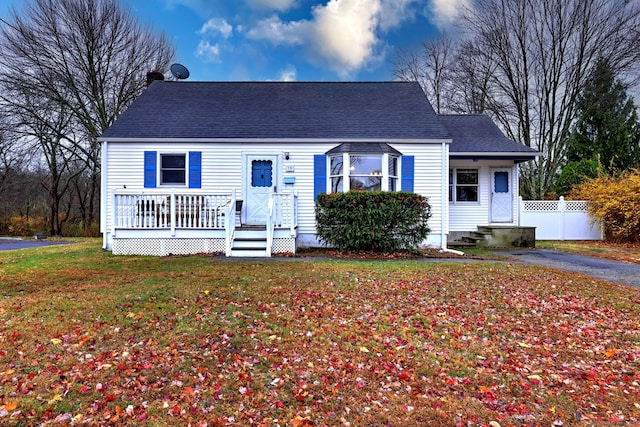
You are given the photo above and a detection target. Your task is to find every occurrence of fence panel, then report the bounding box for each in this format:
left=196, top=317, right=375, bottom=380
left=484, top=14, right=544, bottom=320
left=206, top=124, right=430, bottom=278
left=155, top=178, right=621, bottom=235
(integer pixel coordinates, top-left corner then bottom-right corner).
left=519, top=197, right=603, bottom=240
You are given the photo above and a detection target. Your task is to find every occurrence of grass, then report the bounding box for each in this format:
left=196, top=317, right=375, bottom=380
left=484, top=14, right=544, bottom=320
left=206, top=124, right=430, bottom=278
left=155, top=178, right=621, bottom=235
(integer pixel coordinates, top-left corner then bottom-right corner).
left=0, top=241, right=639, bottom=426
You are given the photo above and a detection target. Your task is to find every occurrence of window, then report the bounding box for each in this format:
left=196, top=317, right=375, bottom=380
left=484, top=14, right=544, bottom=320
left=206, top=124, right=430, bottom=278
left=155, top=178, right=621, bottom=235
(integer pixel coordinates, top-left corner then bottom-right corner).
left=328, top=153, right=399, bottom=192
left=251, top=160, right=273, bottom=187
left=330, top=155, right=344, bottom=192
left=160, top=154, right=186, bottom=185
left=349, top=154, right=383, bottom=191
left=144, top=151, right=201, bottom=188
left=314, top=146, right=413, bottom=200
left=449, top=168, right=478, bottom=202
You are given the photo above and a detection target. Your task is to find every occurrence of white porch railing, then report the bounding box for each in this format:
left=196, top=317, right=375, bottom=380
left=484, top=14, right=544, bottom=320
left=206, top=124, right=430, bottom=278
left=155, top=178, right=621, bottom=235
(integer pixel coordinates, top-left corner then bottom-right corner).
left=112, top=190, right=233, bottom=234
left=272, top=192, right=298, bottom=235
left=518, top=196, right=603, bottom=240
left=112, top=190, right=298, bottom=255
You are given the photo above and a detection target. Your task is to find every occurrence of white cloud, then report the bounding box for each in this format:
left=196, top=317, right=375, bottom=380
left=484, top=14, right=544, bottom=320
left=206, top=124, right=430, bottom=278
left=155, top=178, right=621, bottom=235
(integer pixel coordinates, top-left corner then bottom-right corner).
left=278, top=67, right=297, bottom=81
left=245, top=0, right=421, bottom=78
left=196, top=40, right=222, bottom=62
left=310, top=0, right=382, bottom=77
left=246, top=0, right=297, bottom=11
left=379, top=0, right=419, bottom=31
left=427, top=0, right=471, bottom=29
left=199, top=18, right=233, bottom=38
left=246, top=15, right=307, bottom=45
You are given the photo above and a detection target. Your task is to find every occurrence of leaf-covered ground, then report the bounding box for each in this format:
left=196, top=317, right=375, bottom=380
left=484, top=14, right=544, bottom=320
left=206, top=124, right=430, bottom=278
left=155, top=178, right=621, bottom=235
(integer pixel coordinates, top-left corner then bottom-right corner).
left=0, top=242, right=639, bottom=426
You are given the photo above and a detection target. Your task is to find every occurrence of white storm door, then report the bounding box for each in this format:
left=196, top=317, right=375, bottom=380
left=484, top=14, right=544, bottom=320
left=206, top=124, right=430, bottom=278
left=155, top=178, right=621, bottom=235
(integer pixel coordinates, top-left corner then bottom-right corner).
left=490, top=168, right=513, bottom=223
left=245, top=155, right=278, bottom=225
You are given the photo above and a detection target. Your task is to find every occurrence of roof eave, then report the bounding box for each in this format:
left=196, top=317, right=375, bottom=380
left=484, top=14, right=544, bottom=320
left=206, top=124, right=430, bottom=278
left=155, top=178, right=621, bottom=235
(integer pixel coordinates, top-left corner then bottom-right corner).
left=450, top=151, right=540, bottom=162
left=98, top=137, right=453, bottom=144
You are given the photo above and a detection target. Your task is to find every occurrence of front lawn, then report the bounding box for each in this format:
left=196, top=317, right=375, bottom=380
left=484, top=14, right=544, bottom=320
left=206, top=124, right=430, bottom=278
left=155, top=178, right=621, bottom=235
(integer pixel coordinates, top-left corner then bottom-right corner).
left=0, top=242, right=639, bottom=426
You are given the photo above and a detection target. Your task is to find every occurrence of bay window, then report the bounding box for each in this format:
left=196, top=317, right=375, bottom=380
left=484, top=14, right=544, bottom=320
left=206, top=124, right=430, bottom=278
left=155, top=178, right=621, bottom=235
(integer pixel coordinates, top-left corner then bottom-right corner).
left=329, top=153, right=398, bottom=192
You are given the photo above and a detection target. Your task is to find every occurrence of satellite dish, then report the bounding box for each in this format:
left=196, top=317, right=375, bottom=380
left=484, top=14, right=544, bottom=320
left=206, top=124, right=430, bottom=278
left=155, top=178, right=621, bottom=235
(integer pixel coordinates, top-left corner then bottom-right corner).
left=170, top=63, right=190, bottom=80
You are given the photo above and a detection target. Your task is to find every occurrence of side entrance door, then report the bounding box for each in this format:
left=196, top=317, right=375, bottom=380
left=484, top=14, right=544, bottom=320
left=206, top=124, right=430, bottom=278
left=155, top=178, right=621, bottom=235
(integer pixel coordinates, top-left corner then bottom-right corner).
left=244, top=154, right=278, bottom=225
left=490, top=168, right=513, bottom=223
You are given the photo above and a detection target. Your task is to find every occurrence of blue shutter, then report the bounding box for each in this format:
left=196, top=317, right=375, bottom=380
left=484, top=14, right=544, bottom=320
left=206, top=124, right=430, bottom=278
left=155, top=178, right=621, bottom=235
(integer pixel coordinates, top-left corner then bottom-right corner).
left=313, top=154, right=327, bottom=201
left=188, top=151, right=202, bottom=188
left=144, top=151, right=157, bottom=188
left=401, top=155, right=414, bottom=192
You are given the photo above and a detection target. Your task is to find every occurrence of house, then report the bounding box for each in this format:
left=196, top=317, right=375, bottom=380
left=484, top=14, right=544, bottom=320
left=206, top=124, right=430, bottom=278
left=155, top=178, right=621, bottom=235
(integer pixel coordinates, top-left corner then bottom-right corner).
left=98, top=81, right=538, bottom=256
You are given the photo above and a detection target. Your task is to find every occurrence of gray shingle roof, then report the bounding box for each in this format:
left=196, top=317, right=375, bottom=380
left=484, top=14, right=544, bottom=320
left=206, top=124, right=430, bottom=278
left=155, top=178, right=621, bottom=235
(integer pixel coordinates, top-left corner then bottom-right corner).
left=439, top=114, right=538, bottom=156
left=100, top=81, right=450, bottom=140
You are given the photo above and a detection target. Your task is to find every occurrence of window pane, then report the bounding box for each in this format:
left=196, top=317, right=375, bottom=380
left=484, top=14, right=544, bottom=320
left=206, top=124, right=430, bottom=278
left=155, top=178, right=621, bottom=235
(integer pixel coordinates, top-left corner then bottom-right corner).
left=351, top=177, right=381, bottom=191
left=162, top=155, right=185, bottom=168
left=160, top=154, right=186, bottom=185
left=331, top=177, right=343, bottom=193
left=162, top=170, right=185, bottom=184
left=389, top=177, right=397, bottom=191
left=457, top=169, right=478, bottom=184
left=457, top=186, right=478, bottom=202
left=494, top=171, right=509, bottom=193
left=330, top=155, right=343, bottom=176
left=251, top=160, right=273, bottom=187
left=350, top=155, right=381, bottom=175
left=388, top=156, right=398, bottom=177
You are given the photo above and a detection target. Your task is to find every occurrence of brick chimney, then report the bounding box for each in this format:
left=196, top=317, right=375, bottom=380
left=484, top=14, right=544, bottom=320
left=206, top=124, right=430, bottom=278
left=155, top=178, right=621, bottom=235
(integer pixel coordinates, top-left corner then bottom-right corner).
left=146, top=71, right=165, bottom=87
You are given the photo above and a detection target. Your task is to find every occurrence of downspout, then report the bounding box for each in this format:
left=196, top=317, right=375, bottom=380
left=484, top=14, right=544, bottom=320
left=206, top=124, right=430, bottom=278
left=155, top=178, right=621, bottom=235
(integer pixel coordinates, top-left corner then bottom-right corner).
left=100, top=140, right=108, bottom=249
left=440, top=141, right=465, bottom=256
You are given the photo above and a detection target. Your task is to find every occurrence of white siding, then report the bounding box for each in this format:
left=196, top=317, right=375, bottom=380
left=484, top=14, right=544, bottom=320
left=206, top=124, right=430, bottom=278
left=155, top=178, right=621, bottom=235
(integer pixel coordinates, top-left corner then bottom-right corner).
left=393, top=143, right=446, bottom=248
left=103, top=140, right=449, bottom=250
left=448, top=160, right=519, bottom=231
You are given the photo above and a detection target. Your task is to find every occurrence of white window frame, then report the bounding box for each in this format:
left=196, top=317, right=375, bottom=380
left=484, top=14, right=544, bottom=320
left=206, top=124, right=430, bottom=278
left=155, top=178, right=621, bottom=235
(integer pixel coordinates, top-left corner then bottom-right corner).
left=449, top=168, right=479, bottom=203
left=159, top=153, right=187, bottom=186
left=329, top=153, right=400, bottom=193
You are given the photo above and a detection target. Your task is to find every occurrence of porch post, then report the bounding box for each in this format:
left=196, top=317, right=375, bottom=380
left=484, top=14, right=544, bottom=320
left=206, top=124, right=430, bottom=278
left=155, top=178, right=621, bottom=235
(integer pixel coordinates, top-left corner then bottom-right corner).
left=170, top=189, right=176, bottom=237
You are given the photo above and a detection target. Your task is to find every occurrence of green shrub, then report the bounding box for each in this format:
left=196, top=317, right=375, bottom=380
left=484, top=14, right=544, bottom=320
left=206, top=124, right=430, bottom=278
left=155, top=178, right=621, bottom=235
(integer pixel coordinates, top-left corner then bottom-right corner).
left=569, top=169, right=640, bottom=243
left=315, top=191, right=431, bottom=252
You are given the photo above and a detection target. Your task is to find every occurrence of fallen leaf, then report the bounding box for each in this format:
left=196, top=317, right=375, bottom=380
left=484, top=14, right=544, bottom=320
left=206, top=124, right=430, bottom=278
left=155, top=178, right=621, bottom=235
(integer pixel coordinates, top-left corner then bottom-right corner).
left=3, top=402, right=17, bottom=411
left=292, top=415, right=314, bottom=426
left=47, top=394, right=63, bottom=405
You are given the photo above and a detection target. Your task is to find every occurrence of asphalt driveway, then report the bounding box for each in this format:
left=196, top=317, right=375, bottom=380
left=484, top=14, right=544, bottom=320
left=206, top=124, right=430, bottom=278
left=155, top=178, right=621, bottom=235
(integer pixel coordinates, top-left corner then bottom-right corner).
left=494, top=248, right=640, bottom=290
left=0, top=237, right=72, bottom=251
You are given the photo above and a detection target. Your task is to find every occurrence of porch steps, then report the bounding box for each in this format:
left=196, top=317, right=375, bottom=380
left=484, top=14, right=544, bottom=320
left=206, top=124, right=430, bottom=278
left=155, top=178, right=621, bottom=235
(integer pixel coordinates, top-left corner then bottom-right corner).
left=448, top=229, right=491, bottom=248
left=447, top=226, right=536, bottom=249
left=229, top=226, right=269, bottom=257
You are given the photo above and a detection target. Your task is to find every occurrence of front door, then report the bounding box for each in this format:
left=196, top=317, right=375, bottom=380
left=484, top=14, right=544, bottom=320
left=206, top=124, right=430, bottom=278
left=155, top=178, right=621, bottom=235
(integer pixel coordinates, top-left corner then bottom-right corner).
left=245, top=155, right=278, bottom=225
left=490, top=168, right=513, bottom=223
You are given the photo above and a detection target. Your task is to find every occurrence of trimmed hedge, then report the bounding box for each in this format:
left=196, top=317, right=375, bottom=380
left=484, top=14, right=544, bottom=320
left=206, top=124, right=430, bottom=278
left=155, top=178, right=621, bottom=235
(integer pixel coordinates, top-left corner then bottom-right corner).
left=315, top=191, right=431, bottom=252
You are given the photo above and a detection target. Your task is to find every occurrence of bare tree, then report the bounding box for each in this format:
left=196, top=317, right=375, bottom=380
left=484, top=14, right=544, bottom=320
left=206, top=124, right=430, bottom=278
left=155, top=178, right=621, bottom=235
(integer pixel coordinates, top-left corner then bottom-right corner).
left=394, top=34, right=455, bottom=113
left=395, top=0, right=640, bottom=198
left=0, top=0, right=175, bottom=228
left=460, top=0, right=640, bottom=198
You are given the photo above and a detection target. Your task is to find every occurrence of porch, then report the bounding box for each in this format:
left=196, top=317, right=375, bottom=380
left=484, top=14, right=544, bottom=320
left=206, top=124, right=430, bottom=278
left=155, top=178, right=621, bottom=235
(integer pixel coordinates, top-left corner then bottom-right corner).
left=109, top=190, right=298, bottom=257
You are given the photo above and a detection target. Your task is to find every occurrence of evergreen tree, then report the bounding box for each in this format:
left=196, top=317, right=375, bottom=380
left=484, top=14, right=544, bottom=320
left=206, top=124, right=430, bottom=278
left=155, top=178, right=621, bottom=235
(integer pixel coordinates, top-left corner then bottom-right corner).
left=565, top=58, right=640, bottom=173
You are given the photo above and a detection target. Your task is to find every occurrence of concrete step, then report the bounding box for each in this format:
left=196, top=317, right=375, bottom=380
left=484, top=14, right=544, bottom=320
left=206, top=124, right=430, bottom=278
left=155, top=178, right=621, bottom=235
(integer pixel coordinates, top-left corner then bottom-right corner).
left=232, top=238, right=267, bottom=249
left=229, top=248, right=269, bottom=257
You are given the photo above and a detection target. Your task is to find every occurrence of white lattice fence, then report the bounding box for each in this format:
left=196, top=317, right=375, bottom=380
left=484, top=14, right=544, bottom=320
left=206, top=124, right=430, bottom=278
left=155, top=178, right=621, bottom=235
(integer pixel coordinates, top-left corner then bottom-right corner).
left=519, top=197, right=603, bottom=240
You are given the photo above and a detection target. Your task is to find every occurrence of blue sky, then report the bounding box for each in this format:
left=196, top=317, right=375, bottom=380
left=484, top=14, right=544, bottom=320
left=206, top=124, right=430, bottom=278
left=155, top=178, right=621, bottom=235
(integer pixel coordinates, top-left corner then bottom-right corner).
left=0, top=0, right=469, bottom=82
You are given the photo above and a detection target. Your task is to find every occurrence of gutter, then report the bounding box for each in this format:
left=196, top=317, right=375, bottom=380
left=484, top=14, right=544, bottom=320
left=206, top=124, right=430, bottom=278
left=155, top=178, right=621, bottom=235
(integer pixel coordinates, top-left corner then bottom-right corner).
left=440, top=141, right=465, bottom=256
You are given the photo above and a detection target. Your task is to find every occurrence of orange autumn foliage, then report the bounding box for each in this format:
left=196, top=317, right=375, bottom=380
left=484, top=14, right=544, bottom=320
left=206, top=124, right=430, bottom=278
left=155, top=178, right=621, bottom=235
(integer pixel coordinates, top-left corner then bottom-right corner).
left=569, top=169, right=640, bottom=243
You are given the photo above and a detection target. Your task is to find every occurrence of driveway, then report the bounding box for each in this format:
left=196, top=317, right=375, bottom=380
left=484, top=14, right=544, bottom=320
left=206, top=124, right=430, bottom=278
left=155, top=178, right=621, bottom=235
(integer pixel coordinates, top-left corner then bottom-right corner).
left=0, top=237, right=72, bottom=251
left=494, top=248, right=640, bottom=290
